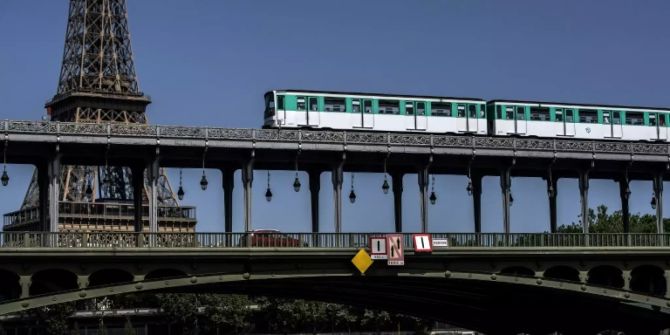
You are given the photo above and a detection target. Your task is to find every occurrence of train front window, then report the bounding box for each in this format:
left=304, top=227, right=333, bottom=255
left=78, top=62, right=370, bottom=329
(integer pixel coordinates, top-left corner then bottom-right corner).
left=297, top=97, right=306, bottom=111
left=277, top=95, right=285, bottom=110
left=324, top=98, right=345, bottom=112
left=264, top=96, right=275, bottom=118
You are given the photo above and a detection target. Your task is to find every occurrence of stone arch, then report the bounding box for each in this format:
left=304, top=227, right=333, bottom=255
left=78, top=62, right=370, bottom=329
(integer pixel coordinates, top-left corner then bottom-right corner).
left=630, top=265, right=666, bottom=296
left=145, top=268, right=188, bottom=280
left=588, top=265, right=624, bottom=288
left=0, top=270, right=20, bottom=301
left=544, top=266, right=580, bottom=282
left=499, top=266, right=534, bottom=277
left=88, top=269, right=134, bottom=287
left=30, top=269, right=78, bottom=296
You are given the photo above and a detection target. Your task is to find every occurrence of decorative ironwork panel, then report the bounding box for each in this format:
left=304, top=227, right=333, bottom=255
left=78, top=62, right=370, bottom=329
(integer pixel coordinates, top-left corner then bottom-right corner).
left=594, top=142, right=630, bottom=153
left=206, top=128, right=253, bottom=140
left=346, top=132, right=387, bottom=144
left=59, top=123, right=107, bottom=135
left=631, top=143, right=667, bottom=155
left=7, top=121, right=51, bottom=133
left=254, top=129, right=280, bottom=141
left=474, top=137, right=514, bottom=148
left=515, top=138, right=554, bottom=151
left=554, top=140, right=593, bottom=152
left=159, top=126, right=206, bottom=138
left=110, top=124, right=157, bottom=137
left=301, top=130, right=344, bottom=143
left=389, top=134, right=431, bottom=146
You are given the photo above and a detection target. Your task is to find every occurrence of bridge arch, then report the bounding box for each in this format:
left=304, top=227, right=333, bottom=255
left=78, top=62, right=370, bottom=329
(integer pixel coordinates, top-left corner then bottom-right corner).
left=29, top=269, right=78, bottom=296
left=543, top=265, right=580, bottom=282
left=499, top=266, right=534, bottom=277
left=630, top=265, right=666, bottom=296
left=588, top=265, right=624, bottom=288
left=145, top=268, right=188, bottom=280
left=0, top=270, right=20, bottom=301
left=88, top=269, right=134, bottom=287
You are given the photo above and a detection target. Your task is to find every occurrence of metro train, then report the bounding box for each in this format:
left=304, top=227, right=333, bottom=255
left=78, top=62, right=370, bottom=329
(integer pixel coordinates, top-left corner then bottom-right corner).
left=263, top=90, right=670, bottom=141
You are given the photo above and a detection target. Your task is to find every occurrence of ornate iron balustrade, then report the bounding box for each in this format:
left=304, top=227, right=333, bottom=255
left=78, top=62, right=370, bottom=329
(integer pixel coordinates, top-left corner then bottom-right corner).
left=0, top=232, right=668, bottom=249
left=3, top=202, right=196, bottom=229
left=3, top=120, right=670, bottom=157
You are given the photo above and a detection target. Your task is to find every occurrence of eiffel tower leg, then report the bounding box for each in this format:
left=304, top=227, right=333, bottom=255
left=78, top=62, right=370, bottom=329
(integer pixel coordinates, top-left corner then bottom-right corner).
left=49, top=155, right=61, bottom=232
left=37, top=163, right=49, bottom=231
left=131, top=164, right=144, bottom=232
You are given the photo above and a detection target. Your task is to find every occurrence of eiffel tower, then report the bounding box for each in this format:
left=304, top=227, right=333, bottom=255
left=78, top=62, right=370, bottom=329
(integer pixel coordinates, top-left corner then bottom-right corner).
left=4, top=0, right=196, bottom=232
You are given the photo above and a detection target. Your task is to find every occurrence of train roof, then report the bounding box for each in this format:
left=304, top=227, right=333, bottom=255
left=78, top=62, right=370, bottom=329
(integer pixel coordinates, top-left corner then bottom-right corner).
left=488, top=99, right=670, bottom=112
left=266, top=89, right=486, bottom=102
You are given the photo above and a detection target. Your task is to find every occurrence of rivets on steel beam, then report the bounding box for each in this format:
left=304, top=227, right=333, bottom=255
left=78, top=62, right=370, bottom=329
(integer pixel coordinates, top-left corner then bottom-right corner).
left=490, top=274, right=496, bottom=281
left=243, top=272, right=251, bottom=280
left=21, top=302, right=29, bottom=308
left=164, top=281, right=170, bottom=286
left=135, top=283, right=143, bottom=290
left=52, top=297, right=57, bottom=302
left=624, top=293, right=630, bottom=299
left=190, top=276, right=197, bottom=284
left=536, top=279, right=543, bottom=285
left=78, top=291, right=87, bottom=298
left=581, top=285, right=587, bottom=291
left=444, top=271, right=451, bottom=278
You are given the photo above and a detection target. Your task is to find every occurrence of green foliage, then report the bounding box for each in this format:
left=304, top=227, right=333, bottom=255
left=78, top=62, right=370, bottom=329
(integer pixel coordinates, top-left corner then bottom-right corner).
left=557, top=204, right=670, bottom=233
left=38, top=302, right=76, bottom=335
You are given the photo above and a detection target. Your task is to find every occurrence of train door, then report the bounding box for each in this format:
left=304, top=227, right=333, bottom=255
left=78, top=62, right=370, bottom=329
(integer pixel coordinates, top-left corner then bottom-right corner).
left=564, top=109, right=576, bottom=136
left=661, top=113, right=668, bottom=141
left=610, top=110, right=623, bottom=137
left=307, top=97, right=320, bottom=126
left=466, top=104, right=478, bottom=132
left=415, top=102, right=427, bottom=130
left=405, top=102, right=426, bottom=130
left=514, top=106, right=527, bottom=134
left=650, top=112, right=667, bottom=140
left=359, top=99, right=373, bottom=128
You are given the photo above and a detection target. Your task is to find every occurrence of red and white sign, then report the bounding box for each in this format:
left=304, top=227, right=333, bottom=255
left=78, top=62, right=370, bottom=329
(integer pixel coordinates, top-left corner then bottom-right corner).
left=386, top=234, right=404, bottom=266
left=369, top=237, right=388, bottom=260
left=412, top=234, right=433, bottom=253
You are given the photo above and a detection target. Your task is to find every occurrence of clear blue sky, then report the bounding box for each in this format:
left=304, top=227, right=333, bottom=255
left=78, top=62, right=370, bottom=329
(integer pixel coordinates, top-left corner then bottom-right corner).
left=0, top=0, right=669, bottom=233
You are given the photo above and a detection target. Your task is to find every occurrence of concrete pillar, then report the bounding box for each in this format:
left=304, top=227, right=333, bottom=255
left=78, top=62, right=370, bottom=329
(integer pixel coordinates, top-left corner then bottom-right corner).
left=147, top=155, right=160, bottom=233
left=578, top=170, right=590, bottom=234
left=547, top=176, right=558, bottom=233
left=578, top=270, right=589, bottom=284
left=472, top=173, right=483, bottom=234
left=77, top=275, right=89, bottom=290
left=392, top=172, right=404, bottom=233
left=308, top=170, right=321, bottom=233
left=48, top=154, right=61, bottom=233
left=500, top=167, right=512, bottom=234
left=418, top=167, right=429, bottom=233
left=653, top=173, right=664, bottom=234
left=332, top=162, right=344, bottom=233
left=131, top=164, right=144, bottom=232
left=241, top=160, right=254, bottom=233
left=221, top=169, right=234, bottom=233
left=619, top=176, right=631, bottom=234
left=19, top=275, right=31, bottom=299
left=622, top=269, right=632, bottom=291
left=37, top=163, right=49, bottom=232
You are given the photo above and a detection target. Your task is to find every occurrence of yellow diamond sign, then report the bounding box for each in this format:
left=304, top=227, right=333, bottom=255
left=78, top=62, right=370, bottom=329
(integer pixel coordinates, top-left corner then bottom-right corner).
left=351, top=248, right=373, bottom=275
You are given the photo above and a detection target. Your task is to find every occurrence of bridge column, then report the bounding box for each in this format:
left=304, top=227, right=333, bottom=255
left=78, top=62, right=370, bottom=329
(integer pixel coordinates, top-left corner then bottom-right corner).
left=665, top=270, right=670, bottom=299
left=37, top=162, right=49, bottom=231
left=547, top=175, right=558, bottom=233
left=146, top=154, right=160, bottom=233
left=392, top=172, right=404, bottom=233
left=221, top=169, right=234, bottom=233
left=131, top=164, right=144, bottom=232
left=623, top=269, right=631, bottom=291
left=48, top=153, right=61, bottom=232
left=653, top=173, right=664, bottom=234
left=578, top=270, right=588, bottom=284
left=619, top=176, right=631, bottom=234
left=500, top=167, right=512, bottom=234
left=418, top=167, right=429, bottom=233
left=308, top=169, right=320, bottom=233
left=472, top=173, right=483, bottom=234
left=332, top=161, right=344, bottom=233
left=578, top=170, right=590, bottom=234
left=19, top=275, right=31, bottom=299
left=242, top=160, right=254, bottom=233
left=77, top=275, right=89, bottom=290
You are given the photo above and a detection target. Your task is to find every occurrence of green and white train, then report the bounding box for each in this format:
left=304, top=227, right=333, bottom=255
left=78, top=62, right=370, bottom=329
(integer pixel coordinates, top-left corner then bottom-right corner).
left=264, top=90, right=670, bottom=141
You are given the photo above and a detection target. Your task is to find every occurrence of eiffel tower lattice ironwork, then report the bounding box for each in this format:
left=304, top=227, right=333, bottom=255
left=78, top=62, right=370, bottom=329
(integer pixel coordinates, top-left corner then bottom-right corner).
left=4, top=0, right=196, bottom=232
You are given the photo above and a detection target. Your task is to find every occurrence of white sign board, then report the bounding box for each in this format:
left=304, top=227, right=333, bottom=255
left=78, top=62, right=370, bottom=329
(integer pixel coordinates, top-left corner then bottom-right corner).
left=412, top=234, right=433, bottom=253
left=432, top=238, right=450, bottom=248
left=386, top=234, right=404, bottom=266
left=369, top=237, right=388, bottom=260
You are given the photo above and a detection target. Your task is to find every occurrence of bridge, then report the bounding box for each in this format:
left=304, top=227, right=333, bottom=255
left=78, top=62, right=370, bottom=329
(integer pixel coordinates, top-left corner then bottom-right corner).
left=0, top=231, right=669, bottom=334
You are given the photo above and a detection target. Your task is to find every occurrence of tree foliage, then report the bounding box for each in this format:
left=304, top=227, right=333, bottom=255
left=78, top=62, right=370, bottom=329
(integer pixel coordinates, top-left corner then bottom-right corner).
left=557, top=204, right=670, bottom=233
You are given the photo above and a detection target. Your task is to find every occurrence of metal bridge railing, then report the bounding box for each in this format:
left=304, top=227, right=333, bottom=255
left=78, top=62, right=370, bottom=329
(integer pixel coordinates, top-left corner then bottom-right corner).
left=0, top=232, right=669, bottom=249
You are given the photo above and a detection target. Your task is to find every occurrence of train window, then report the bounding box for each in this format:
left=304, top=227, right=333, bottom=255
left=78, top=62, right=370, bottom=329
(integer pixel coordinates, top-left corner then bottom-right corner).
left=324, top=98, right=345, bottom=112
left=309, top=98, right=318, bottom=111
left=432, top=102, right=451, bottom=117
left=264, top=96, right=275, bottom=118
left=516, top=106, right=525, bottom=120
left=496, top=106, right=503, bottom=119
left=470, top=106, right=479, bottom=117
left=364, top=100, right=372, bottom=114
left=505, top=107, right=514, bottom=120
left=555, top=110, right=564, bottom=122
left=530, top=107, right=550, bottom=121
left=405, top=102, right=414, bottom=115
left=602, top=111, right=610, bottom=124
left=660, top=114, right=667, bottom=126
left=277, top=95, right=285, bottom=110
left=297, top=97, right=306, bottom=111
left=352, top=100, right=361, bottom=113
left=649, top=113, right=658, bottom=126
left=417, top=102, right=426, bottom=116
left=625, top=112, right=643, bottom=125
left=378, top=100, right=399, bottom=115
left=565, top=110, right=574, bottom=122
left=611, top=111, right=622, bottom=124
left=457, top=104, right=466, bottom=117
left=579, top=110, right=598, bottom=124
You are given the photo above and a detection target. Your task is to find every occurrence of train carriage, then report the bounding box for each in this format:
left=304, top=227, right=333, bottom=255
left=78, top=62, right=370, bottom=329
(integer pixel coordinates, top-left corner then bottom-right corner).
left=488, top=100, right=670, bottom=141
left=264, top=90, right=488, bottom=135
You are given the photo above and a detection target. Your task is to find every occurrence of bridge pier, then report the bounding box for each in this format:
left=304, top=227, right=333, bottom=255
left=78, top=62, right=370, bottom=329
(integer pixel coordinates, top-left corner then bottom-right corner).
left=332, top=161, right=344, bottom=233
left=653, top=173, right=664, bottom=234
left=579, top=170, right=590, bottom=234
left=77, top=275, right=89, bottom=290
left=308, top=169, right=320, bottom=233
left=392, top=172, right=404, bottom=233
left=147, top=154, right=160, bottom=233
left=37, top=162, right=49, bottom=231
left=48, top=153, right=61, bottom=233
left=221, top=169, right=234, bottom=233
left=131, top=164, right=144, bottom=232
left=472, top=173, right=482, bottom=234
left=242, top=159, right=254, bottom=233
left=622, top=269, right=632, bottom=291
left=619, top=175, right=631, bottom=235
left=500, top=167, right=512, bottom=234
left=418, top=166, right=429, bottom=233
left=19, top=275, right=31, bottom=299
left=665, top=270, right=670, bottom=299
left=547, top=174, right=558, bottom=233
left=578, top=270, right=588, bottom=284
